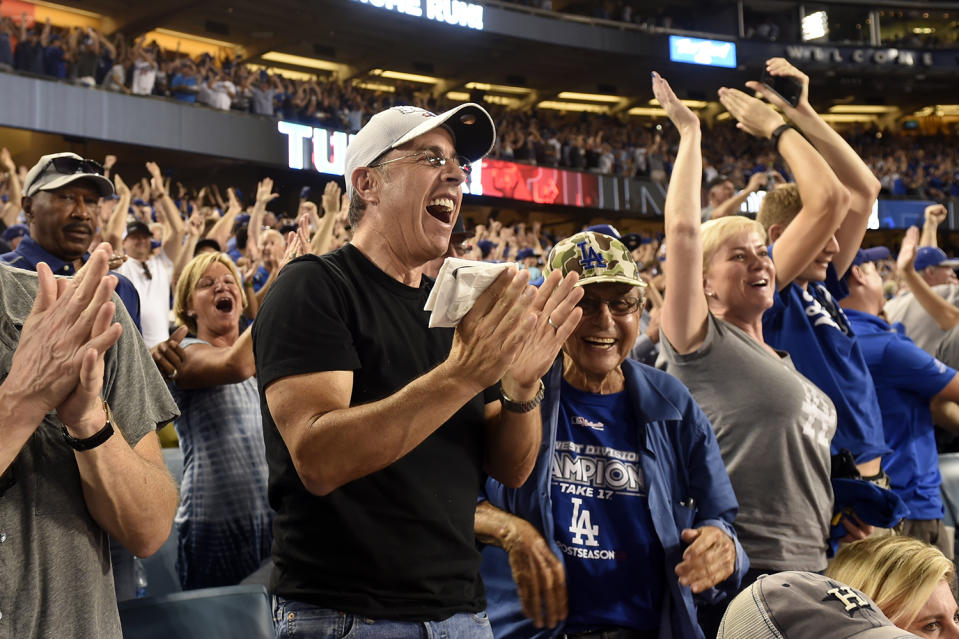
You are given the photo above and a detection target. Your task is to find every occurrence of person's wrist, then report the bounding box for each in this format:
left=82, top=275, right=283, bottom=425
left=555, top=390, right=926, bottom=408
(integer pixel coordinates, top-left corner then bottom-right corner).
left=62, top=401, right=108, bottom=439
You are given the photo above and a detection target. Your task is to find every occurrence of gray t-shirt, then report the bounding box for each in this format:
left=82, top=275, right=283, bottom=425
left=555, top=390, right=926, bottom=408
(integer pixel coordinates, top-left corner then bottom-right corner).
left=0, top=264, right=179, bottom=638
left=885, top=284, right=959, bottom=356
left=662, top=314, right=836, bottom=571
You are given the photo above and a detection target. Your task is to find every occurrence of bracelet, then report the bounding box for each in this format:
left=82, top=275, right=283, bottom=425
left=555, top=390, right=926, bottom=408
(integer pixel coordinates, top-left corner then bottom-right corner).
left=61, top=400, right=116, bottom=451
left=769, top=123, right=795, bottom=149
left=500, top=380, right=545, bottom=413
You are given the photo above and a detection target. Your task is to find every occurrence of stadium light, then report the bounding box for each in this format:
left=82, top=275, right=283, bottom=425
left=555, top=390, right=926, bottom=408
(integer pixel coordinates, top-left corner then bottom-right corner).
left=464, top=82, right=531, bottom=95
left=821, top=114, right=877, bottom=123
left=627, top=107, right=669, bottom=117
left=538, top=101, right=611, bottom=113
left=828, top=105, right=899, bottom=114
left=353, top=81, right=396, bottom=92
left=648, top=99, right=709, bottom=109
left=261, top=52, right=341, bottom=71
left=369, top=68, right=440, bottom=84
left=802, top=11, right=829, bottom=41
left=557, top=91, right=622, bottom=103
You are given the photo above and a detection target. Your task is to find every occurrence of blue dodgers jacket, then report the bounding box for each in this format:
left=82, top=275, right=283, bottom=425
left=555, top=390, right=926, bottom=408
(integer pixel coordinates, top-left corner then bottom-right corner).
left=481, top=359, right=747, bottom=639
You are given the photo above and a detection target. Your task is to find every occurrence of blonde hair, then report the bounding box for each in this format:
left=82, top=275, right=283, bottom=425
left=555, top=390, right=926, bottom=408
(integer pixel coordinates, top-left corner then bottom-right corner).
left=701, top=216, right=767, bottom=275
left=757, top=183, right=803, bottom=233
left=173, top=252, right=245, bottom=335
left=826, top=536, right=956, bottom=628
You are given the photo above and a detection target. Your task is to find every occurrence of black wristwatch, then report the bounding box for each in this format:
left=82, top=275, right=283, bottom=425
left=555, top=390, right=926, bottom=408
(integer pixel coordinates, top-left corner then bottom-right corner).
left=769, top=123, right=796, bottom=149
left=500, top=380, right=545, bottom=413
left=61, top=400, right=116, bottom=451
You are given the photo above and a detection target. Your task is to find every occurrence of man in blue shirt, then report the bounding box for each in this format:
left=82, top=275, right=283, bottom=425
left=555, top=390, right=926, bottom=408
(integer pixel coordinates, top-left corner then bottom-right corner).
left=1, top=153, right=141, bottom=332
left=839, top=235, right=959, bottom=558
left=170, top=59, right=199, bottom=103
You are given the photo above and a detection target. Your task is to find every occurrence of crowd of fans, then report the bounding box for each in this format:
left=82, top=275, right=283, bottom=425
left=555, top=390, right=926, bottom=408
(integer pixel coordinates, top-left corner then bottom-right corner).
left=3, top=10, right=959, bottom=202
left=7, top=60, right=959, bottom=639
left=8, top=7, right=959, bottom=637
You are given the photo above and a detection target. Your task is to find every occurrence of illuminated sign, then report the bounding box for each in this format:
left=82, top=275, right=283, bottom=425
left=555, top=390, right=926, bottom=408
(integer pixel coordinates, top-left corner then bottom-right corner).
left=480, top=159, right=600, bottom=208
left=277, top=121, right=483, bottom=195
left=785, top=45, right=934, bottom=67
left=351, top=0, right=484, bottom=31
left=668, top=35, right=737, bottom=69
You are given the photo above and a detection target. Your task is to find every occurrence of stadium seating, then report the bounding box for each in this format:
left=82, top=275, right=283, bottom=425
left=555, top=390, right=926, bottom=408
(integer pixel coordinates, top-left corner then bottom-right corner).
left=117, top=584, right=273, bottom=639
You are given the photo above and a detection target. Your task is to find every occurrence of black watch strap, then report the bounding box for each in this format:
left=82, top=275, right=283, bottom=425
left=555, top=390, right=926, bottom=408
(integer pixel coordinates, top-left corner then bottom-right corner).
left=61, top=401, right=116, bottom=451
left=770, top=123, right=795, bottom=149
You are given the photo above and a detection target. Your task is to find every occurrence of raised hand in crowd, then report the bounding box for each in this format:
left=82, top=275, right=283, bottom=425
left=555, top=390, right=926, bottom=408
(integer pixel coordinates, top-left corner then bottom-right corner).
left=102, top=153, right=116, bottom=178
left=920, top=203, right=948, bottom=248
left=749, top=56, right=880, bottom=278
left=104, top=172, right=131, bottom=252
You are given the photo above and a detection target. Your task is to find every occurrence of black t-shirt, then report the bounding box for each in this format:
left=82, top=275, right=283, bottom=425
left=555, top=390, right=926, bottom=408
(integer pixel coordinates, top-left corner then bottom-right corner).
left=252, top=244, right=488, bottom=620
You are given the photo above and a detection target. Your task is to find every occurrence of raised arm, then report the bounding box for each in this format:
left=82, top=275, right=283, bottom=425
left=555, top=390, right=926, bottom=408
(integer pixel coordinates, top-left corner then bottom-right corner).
left=207, top=188, right=241, bottom=251
left=750, top=58, right=880, bottom=276
left=896, top=226, right=959, bottom=331
left=145, top=161, right=184, bottom=260
left=172, top=211, right=205, bottom=287
left=105, top=173, right=131, bottom=252
left=708, top=171, right=766, bottom=220
left=1, top=147, right=21, bottom=226
left=718, top=86, right=849, bottom=290
left=248, top=177, right=278, bottom=252
left=920, top=204, right=947, bottom=248
left=654, top=71, right=709, bottom=355
left=310, top=182, right=342, bottom=255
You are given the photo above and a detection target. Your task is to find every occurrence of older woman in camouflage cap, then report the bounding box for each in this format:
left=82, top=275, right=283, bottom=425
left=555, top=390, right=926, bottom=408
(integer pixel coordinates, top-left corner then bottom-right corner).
left=476, top=230, right=746, bottom=639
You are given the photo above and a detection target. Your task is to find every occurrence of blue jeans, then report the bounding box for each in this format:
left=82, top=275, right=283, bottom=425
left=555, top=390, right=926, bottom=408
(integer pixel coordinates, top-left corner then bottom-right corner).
left=272, top=596, right=493, bottom=639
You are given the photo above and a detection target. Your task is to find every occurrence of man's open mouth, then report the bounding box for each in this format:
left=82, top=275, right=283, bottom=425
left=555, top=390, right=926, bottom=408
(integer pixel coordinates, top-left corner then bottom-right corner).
left=426, top=197, right=454, bottom=224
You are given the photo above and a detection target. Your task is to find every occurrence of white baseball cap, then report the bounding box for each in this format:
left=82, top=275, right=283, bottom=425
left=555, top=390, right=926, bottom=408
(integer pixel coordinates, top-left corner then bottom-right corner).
left=23, top=152, right=114, bottom=198
left=344, top=103, right=495, bottom=201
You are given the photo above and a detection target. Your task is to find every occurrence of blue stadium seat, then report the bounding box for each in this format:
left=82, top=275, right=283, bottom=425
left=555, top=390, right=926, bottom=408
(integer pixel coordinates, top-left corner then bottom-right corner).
left=117, top=584, right=273, bottom=639
left=938, top=453, right=959, bottom=560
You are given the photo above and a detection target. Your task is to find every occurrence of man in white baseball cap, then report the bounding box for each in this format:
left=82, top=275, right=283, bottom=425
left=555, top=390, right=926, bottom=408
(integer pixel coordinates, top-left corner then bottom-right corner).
left=253, top=103, right=585, bottom=638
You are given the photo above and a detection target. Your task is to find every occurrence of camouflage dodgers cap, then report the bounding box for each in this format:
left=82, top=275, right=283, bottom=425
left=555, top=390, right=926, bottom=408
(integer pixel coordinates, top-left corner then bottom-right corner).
left=543, top=231, right=646, bottom=289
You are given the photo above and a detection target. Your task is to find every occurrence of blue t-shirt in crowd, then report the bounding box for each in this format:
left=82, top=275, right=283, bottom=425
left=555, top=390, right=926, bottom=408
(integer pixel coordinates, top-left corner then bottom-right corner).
left=846, top=309, right=955, bottom=520
left=763, top=254, right=890, bottom=464
left=0, top=33, right=13, bottom=67
left=171, top=73, right=198, bottom=103
left=551, top=379, right=664, bottom=632
left=44, top=42, right=67, bottom=78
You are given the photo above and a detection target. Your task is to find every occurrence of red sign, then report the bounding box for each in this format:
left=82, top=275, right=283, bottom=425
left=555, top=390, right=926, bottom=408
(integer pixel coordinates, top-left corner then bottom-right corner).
left=480, top=159, right=600, bottom=207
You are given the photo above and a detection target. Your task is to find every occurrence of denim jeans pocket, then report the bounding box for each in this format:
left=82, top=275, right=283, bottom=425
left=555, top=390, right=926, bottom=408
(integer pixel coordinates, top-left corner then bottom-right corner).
left=273, top=597, right=355, bottom=639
